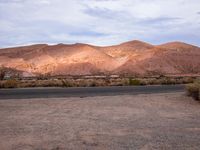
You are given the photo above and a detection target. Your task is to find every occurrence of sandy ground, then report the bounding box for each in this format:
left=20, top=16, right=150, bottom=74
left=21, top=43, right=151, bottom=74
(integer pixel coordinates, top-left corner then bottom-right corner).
left=0, top=92, right=200, bottom=150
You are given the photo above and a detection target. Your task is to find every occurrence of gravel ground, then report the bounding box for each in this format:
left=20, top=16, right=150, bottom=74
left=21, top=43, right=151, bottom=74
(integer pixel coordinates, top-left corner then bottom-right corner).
left=0, top=92, right=200, bottom=150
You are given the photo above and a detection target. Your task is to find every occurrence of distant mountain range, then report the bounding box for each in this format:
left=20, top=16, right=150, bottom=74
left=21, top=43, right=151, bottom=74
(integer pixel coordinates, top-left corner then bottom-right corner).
left=0, top=40, right=200, bottom=77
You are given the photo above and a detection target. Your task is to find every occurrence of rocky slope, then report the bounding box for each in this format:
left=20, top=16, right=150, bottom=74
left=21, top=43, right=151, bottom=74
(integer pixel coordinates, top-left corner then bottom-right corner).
left=0, top=40, right=200, bottom=77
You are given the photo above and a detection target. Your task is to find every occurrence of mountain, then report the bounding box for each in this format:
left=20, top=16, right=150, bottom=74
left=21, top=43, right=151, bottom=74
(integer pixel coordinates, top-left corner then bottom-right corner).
left=0, top=40, right=200, bottom=77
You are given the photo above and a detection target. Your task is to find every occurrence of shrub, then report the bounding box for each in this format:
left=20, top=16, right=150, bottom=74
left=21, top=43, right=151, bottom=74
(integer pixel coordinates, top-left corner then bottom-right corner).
left=0, top=81, right=3, bottom=88
left=129, top=78, right=141, bottom=86
left=4, top=79, right=18, bottom=88
left=186, top=80, right=200, bottom=100
left=0, top=67, right=6, bottom=80
left=90, top=82, right=97, bottom=87
left=160, top=77, right=175, bottom=85
left=61, top=80, right=73, bottom=87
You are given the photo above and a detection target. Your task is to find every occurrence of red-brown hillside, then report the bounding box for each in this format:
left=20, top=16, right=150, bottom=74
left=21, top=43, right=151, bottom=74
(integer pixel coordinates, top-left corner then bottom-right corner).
left=0, top=40, right=199, bottom=76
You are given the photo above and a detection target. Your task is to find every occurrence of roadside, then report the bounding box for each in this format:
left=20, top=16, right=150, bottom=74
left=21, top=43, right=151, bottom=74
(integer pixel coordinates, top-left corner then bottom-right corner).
left=0, top=92, right=200, bottom=150
left=0, top=76, right=199, bottom=88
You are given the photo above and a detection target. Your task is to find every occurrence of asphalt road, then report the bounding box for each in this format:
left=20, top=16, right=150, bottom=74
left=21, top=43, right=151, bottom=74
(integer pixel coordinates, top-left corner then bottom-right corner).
left=0, top=85, right=185, bottom=99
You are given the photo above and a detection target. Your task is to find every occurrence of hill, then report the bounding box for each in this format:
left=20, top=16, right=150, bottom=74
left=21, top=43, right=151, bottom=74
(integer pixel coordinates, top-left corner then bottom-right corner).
left=0, top=40, right=200, bottom=77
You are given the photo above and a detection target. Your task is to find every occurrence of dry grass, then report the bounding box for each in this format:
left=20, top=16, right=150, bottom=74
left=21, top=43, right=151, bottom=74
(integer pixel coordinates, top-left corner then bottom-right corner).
left=0, top=76, right=198, bottom=88
left=129, top=78, right=141, bottom=85
left=1, top=79, right=18, bottom=88
left=186, top=80, right=200, bottom=100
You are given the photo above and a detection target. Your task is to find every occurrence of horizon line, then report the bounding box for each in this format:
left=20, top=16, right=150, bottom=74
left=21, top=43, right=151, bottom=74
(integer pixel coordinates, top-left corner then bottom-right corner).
left=1, top=39, right=200, bottom=49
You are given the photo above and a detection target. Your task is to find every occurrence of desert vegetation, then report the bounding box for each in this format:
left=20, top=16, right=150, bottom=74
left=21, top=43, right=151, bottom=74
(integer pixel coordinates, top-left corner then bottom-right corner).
left=0, top=67, right=5, bottom=80
left=0, top=75, right=199, bottom=88
left=3, top=79, right=18, bottom=88
left=186, top=80, right=200, bottom=100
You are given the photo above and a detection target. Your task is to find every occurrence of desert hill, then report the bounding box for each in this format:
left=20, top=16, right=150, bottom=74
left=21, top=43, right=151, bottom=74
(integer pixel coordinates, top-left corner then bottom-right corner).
left=0, top=40, right=200, bottom=77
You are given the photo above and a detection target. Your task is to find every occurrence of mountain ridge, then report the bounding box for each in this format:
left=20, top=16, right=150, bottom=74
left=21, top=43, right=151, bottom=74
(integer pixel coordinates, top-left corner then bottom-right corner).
left=0, top=40, right=200, bottom=77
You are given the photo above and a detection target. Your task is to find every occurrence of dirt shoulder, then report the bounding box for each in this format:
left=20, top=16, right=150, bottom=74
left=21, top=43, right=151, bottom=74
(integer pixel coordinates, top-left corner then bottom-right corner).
left=0, top=92, right=200, bottom=150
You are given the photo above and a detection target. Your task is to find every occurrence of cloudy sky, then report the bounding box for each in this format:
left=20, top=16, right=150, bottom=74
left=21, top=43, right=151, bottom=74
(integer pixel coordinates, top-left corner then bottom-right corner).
left=0, top=0, right=200, bottom=47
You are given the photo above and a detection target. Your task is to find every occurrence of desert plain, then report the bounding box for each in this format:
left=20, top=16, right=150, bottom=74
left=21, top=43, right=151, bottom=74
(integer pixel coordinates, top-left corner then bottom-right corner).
left=0, top=92, right=200, bottom=150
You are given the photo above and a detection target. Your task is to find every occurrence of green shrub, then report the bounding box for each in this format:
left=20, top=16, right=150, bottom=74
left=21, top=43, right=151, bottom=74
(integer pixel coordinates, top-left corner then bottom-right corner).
left=129, top=78, right=141, bottom=86
left=186, top=80, right=200, bottom=100
left=4, top=79, right=18, bottom=88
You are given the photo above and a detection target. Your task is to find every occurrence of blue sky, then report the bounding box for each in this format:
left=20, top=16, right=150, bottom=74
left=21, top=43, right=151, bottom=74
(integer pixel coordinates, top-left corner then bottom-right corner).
left=0, top=0, right=200, bottom=47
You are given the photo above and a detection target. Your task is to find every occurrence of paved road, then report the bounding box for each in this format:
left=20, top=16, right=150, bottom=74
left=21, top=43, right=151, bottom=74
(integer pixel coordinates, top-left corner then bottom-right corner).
left=0, top=85, right=185, bottom=99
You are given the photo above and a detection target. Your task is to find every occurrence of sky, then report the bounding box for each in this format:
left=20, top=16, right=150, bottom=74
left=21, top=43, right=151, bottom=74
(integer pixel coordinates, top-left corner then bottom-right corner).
left=0, top=0, right=200, bottom=48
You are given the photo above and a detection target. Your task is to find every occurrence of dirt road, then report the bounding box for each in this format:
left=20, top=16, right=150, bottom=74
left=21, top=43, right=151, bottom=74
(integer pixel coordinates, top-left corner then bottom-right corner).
left=0, top=92, right=200, bottom=150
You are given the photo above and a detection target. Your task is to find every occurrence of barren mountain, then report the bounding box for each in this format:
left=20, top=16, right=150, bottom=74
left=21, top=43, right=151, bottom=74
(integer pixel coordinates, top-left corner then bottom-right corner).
left=0, top=40, right=200, bottom=77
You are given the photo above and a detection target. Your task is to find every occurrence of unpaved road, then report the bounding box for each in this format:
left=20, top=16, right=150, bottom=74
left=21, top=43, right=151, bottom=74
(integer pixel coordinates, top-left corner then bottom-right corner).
left=0, top=92, right=200, bottom=150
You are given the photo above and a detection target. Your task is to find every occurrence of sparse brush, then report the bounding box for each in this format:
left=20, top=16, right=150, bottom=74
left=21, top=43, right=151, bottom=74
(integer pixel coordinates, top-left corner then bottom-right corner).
left=61, top=79, right=73, bottom=87
left=129, top=78, right=141, bottom=86
left=0, top=69, right=5, bottom=80
left=3, top=79, right=18, bottom=88
left=186, top=80, right=200, bottom=100
left=90, top=82, right=97, bottom=87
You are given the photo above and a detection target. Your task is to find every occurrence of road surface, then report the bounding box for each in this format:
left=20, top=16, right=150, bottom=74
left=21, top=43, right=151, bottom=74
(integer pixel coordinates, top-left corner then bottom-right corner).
left=0, top=85, right=185, bottom=99
left=1, top=92, right=200, bottom=149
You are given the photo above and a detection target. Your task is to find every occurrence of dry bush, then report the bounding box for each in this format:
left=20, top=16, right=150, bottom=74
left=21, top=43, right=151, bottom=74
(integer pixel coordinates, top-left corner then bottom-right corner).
left=0, top=76, right=198, bottom=89
left=109, top=79, right=122, bottom=86
left=182, top=77, right=195, bottom=84
left=14, top=79, right=63, bottom=88
left=129, top=78, right=141, bottom=86
left=61, top=79, right=74, bottom=87
left=0, top=67, right=6, bottom=80
left=0, top=81, right=4, bottom=88
left=186, top=80, right=200, bottom=100
left=160, top=77, right=176, bottom=85
left=36, top=80, right=61, bottom=87
left=75, top=79, right=88, bottom=87
left=143, top=77, right=195, bottom=85
left=3, top=79, right=18, bottom=88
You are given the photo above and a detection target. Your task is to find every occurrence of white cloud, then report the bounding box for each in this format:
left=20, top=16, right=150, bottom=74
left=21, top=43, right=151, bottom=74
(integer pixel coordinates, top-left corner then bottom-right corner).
left=0, top=0, right=200, bottom=47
